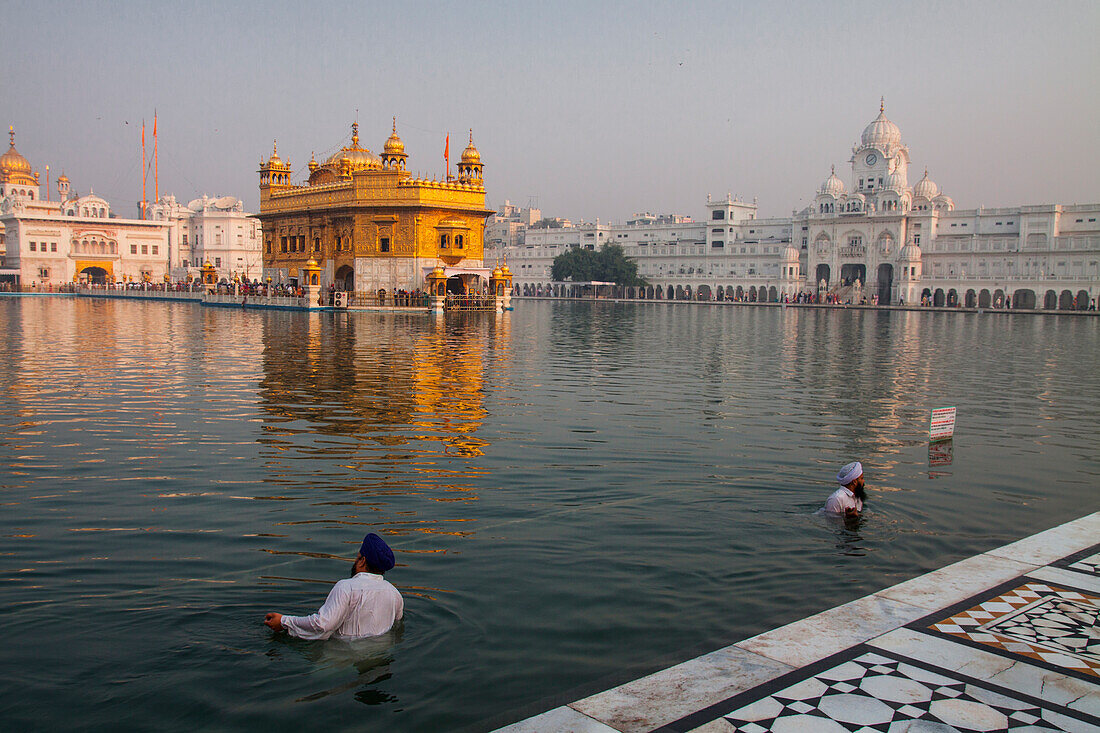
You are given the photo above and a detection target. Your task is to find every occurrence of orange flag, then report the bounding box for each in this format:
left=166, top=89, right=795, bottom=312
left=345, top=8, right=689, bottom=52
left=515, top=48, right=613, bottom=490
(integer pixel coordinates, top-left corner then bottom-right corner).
left=444, top=133, right=450, bottom=178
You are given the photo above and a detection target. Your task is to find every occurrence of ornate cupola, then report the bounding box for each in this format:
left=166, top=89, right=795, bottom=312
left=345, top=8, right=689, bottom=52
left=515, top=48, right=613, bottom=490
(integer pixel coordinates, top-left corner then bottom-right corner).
left=382, top=117, right=408, bottom=171
left=1, top=126, right=41, bottom=199
left=457, top=130, right=483, bottom=184
left=259, top=140, right=293, bottom=188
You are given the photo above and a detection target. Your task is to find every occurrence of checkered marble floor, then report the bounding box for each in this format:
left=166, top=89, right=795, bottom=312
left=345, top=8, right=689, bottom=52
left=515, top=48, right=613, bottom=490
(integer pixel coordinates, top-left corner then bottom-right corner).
left=495, top=517, right=1100, bottom=733
left=719, top=648, right=1087, bottom=732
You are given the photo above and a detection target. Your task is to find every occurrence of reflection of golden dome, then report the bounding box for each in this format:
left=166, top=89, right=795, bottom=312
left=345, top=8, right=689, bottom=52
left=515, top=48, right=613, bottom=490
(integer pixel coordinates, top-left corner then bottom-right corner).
left=460, top=130, right=480, bottom=164
left=384, top=118, right=405, bottom=155
left=324, top=122, right=381, bottom=171
left=1, top=126, right=36, bottom=185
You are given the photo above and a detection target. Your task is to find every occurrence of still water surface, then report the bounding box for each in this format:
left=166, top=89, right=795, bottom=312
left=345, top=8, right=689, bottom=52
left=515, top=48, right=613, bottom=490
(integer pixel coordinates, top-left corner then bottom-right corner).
left=0, top=297, right=1097, bottom=731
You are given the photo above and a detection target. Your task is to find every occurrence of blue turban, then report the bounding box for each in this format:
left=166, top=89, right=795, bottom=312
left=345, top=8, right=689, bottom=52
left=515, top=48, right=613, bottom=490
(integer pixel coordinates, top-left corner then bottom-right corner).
left=359, top=533, right=395, bottom=573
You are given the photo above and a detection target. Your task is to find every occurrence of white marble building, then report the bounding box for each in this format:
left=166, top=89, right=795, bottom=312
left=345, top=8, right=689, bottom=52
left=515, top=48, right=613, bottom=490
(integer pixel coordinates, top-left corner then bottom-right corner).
left=144, top=194, right=262, bottom=282
left=503, top=103, right=1100, bottom=310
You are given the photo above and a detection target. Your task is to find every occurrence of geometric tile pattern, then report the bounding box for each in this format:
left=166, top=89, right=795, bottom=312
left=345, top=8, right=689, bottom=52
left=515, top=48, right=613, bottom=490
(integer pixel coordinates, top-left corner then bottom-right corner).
left=721, top=650, right=1087, bottom=732
left=928, top=582, right=1100, bottom=678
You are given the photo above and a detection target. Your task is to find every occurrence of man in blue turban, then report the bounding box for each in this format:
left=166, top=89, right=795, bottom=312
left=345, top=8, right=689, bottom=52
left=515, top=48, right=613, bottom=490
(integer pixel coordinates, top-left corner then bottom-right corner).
left=823, top=461, right=866, bottom=517
left=264, top=533, right=403, bottom=640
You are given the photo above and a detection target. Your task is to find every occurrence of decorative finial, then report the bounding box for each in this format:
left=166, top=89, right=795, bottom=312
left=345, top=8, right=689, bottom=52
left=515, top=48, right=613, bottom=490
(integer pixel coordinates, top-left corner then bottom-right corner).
left=351, top=121, right=359, bottom=146
left=924, top=168, right=928, bottom=177
left=273, top=139, right=277, bottom=155
left=392, top=116, right=397, bottom=133
left=831, top=164, right=835, bottom=174
left=880, top=96, right=885, bottom=113
left=469, top=128, right=473, bottom=144
left=9, top=126, right=14, bottom=146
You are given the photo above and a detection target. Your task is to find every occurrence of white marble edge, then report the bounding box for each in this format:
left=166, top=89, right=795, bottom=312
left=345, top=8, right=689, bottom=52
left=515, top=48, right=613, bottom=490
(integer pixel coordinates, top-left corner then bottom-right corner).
left=568, top=646, right=794, bottom=733
left=984, top=511, right=1100, bottom=566
left=735, top=593, right=928, bottom=668
left=874, top=553, right=1038, bottom=612
left=492, top=705, right=621, bottom=733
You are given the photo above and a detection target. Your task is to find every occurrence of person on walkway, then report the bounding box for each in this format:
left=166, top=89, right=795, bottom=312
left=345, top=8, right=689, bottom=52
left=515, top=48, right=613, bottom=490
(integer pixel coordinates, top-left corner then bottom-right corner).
left=823, top=461, right=866, bottom=516
left=264, top=533, right=403, bottom=640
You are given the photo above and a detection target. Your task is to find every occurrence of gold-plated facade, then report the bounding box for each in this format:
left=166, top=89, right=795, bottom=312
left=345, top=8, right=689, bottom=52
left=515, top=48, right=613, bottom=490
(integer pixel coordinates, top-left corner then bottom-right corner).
left=257, top=122, right=493, bottom=293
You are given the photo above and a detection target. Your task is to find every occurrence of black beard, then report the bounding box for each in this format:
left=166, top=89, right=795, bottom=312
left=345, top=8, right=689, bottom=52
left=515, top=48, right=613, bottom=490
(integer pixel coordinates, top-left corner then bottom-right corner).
left=350, top=561, right=360, bottom=578
left=852, top=483, right=866, bottom=501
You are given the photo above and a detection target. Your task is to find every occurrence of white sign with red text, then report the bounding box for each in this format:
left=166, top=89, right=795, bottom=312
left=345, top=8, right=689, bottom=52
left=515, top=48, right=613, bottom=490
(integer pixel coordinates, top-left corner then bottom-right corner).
left=930, top=407, right=956, bottom=442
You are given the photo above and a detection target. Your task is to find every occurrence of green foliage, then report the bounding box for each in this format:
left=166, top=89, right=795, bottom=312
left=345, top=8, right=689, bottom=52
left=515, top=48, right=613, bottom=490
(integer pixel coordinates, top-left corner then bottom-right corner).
left=550, top=244, right=646, bottom=286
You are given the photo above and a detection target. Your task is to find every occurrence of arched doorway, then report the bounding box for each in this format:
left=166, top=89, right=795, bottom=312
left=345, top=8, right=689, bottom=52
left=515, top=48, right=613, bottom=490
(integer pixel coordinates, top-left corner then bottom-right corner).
left=933, top=288, right=945, bottom=307
left=80, top=266, right=108, bottom=285
left=815, top=264, right=831, bottom=286
left=946, top=289, right=958, bottom=307
left=334, top=265, right=354, bottom=292
left=993, top=289, right=1005, bottom=308
left=965, top=289, right=977, bottom=307
left=1014, top=289, right=1036, bottom=310
left=749, top=286, right=758, bottom=302
left=666, top=285, right=674, bottom=300
left=840, top=263, right=866, bottom=286
left=1077, top=289, right=1090, bottom=310
left=877, top=264, right=893, bottom=305
left=768, top=286, right=778, bottom=302
left=684, top=285, right=693, bottom=300
left=1043, top=290, right=1057, bottom=309
left=978, top=289, right=991, bottom=308
left=735, top=286, right=744, bottom=301
left=697, top=284, right=712, bottom=301
left=1059, top=289, right=1074, bottom=310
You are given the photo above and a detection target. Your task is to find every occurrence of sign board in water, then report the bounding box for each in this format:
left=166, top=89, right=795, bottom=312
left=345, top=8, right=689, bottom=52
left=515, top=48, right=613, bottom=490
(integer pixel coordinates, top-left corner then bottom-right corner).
left=930, top=406, right=956, bottom=442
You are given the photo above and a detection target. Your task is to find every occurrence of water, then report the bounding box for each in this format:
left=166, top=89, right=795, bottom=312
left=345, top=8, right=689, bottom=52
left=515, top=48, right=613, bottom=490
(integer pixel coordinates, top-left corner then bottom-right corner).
left=0, top=297, right=1097, bottom=731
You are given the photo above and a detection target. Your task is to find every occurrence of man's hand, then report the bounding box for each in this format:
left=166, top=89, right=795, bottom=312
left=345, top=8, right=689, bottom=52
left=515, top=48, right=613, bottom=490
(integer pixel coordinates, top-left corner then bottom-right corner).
left=264, top=612, right=285, bottom=631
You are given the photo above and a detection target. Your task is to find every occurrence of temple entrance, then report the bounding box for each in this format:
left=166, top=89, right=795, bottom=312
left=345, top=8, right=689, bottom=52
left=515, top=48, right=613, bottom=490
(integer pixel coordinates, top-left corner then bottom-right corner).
left=447, top=276, right=465, bottom=294
left=877, top=263, right=893, bottom=305
left=334, top=265, right=354, bottom=292
left=840, top=263, right=866, bottom=286
left=79, top=266, right=108, bottom=285
left=815, top=264, right=830, bottom=286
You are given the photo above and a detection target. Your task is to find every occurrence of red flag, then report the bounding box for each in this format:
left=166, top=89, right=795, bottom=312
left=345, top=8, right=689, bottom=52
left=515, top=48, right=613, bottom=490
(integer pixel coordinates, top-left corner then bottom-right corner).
left=444, top=133, right=450, bottom=178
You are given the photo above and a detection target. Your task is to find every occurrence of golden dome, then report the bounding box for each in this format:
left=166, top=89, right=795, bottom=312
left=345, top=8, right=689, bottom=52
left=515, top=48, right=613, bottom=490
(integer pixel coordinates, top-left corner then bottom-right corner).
left=460, top=130, right=480, bottom=164
left=491, top=265, right=503, bottom=278
left=308, top=151, right=318, bottom=172
left=1, top=126, right=36, bottom=184
left=58, top=172, right=69, bottom=183
left=266, top=140, right=285, bottom=168
left=384, top=117, right=405, bottom=155
left=324, top=122, right=381, bottom=171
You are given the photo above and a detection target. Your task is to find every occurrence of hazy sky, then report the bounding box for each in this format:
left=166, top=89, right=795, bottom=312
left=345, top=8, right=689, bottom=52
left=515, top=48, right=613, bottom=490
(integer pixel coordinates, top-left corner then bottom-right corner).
left=3, top=0, right=1098, bottom=222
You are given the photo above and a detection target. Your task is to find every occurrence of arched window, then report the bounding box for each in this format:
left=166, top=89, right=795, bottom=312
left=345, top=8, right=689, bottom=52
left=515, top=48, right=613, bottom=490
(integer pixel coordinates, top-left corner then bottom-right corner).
left=455, top=235, right=464, bottom=249
left=440, top=234, right=449, bottom=249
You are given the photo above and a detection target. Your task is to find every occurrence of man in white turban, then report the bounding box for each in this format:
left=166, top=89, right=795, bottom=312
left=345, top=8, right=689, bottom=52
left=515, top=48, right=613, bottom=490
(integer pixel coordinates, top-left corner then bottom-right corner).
left=824, top=461, right=865, bottom=516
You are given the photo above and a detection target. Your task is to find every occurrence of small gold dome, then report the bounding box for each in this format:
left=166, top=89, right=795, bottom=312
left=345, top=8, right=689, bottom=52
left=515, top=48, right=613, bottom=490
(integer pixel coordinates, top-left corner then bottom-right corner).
left=500, top=264, right=512, bottom=276
left=267, top=140, right=283, bottom=167
left=306, top=258, right=319, bottom=267
left=58, top=172, right=69, bottom=183
left=460, top=130, right=480, bottom=164
left=1, top=126, right=36, bottom=185
left=384, top=117, right=405, bottom=155
left=431, top=266, right=446, bottom=277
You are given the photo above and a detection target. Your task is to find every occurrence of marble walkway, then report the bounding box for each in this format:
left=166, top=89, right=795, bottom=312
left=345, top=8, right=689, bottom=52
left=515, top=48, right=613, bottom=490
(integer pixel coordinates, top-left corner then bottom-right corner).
left=496, top=512, right=1100, bottom=732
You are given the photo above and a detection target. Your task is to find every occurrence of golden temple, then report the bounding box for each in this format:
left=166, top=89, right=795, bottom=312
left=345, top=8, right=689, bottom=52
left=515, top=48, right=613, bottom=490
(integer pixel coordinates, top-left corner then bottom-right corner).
left=257, top=121, right=495, bottom=295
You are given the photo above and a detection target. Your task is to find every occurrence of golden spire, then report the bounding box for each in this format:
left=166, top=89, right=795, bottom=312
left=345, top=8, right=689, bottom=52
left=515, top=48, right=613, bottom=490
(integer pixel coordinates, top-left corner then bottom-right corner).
left=351, top=121, right=359, bottom=146
left=880, top=96, right=885, bottom=113
left=8, top=126, right=14, bottom=146
left=273, top=139, right=277, bottom=156
left=392, top=116, right=397, bottom=133
left=469, top=128, right=473, bottom=144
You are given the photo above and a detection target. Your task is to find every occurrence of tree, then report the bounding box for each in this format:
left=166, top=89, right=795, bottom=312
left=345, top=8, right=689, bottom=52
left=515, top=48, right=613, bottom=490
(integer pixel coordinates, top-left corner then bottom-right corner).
left=551, top=244, right=645, bottom=286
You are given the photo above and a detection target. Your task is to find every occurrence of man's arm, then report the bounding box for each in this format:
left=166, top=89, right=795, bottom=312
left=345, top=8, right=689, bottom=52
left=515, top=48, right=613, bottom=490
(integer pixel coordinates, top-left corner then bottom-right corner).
left=265, top=582, right=350, bottom=640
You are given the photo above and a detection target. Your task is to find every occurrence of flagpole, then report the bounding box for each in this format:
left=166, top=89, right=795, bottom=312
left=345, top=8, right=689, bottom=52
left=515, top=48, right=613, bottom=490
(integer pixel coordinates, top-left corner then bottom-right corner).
left=141, top=119, right=146, bottom=219
left=153, top=111, right=158, bottom=203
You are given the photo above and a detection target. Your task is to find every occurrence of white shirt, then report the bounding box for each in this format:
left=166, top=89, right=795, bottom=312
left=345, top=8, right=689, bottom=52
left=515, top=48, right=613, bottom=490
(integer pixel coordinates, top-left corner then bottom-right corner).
left=282, top=572, right=403, bottom=640
left=823, top=485, right=862, bottom=515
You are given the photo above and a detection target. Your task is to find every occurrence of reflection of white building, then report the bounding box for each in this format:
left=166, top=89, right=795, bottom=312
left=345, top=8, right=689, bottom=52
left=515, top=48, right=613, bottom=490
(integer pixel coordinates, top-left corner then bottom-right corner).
left=144, top=195, right=262, bottom=282
left=504, top=102, right=1100, bottom=310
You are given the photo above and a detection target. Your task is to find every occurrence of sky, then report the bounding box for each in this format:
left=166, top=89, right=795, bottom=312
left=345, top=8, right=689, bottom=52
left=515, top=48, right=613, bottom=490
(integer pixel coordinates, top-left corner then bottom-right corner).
left=2, top=0, right=1098, bottom=222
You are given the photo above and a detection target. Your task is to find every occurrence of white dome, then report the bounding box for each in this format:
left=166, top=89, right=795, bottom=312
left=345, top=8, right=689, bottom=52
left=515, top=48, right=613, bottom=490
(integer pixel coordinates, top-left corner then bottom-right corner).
left=781, top=244, right=799, bottom=262
left=899, top=243, right=922, bottom=260
left=819, top=166, right=845, bottom=196
left=861, top=102, right=901, bottom=150
left=913, top=170, right=939, bottom=199
left=885, top=169, right=906, bottom=190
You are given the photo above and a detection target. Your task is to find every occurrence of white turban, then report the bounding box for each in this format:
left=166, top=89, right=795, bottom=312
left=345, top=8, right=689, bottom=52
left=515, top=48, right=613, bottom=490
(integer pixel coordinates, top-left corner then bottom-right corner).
left=837, top=461, right=863, bottom=485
